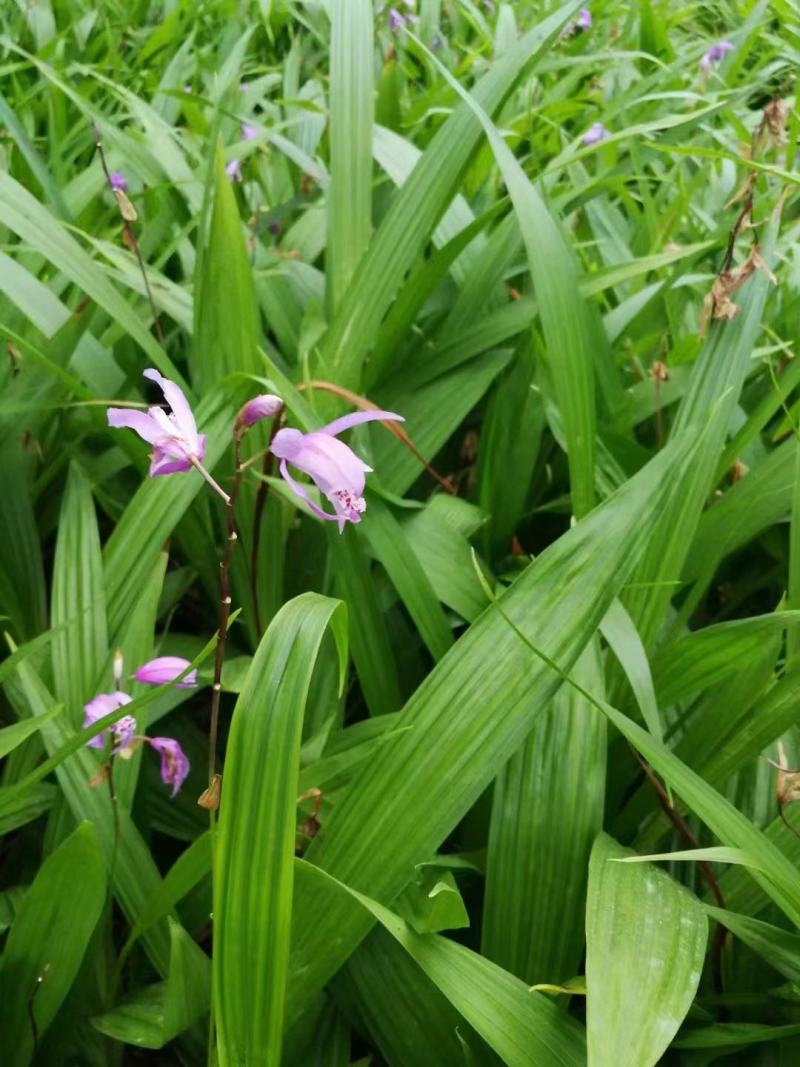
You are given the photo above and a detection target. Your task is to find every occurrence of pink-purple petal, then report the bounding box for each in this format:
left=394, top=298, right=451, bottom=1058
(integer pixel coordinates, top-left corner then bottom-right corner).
left=320, top=409, right=405, bottom=438
left=83, top=691, right=134, bottom=749
left=278, top=460, right=339, bottom=522
left=107, top=408, right=165, bottom=446
left=135, top=656, right=198, bottom=689
left=148, top=737, right=190, bottom=796
left=143, top=368, right=199, bottom=446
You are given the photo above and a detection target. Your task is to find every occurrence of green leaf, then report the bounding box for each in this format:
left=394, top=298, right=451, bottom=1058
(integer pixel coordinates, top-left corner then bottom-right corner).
left=416, top=31, right=599, bottom=518
left=92, top=918, right=210, bottom=1050
left=0, top=704, right=61, bottom=759
left=361, top=494, right=454, bottom=662
left=0, top=822, right=107, bottom=1067
left=600, top=598, right=661, bottom=742
left=298, top=860, right=587, bottom=1067
left=215, top=593, right=347, bottom=1066
left=327, top=0, right=373, bottom=311
left=705, top=905, right=800, bottom=984
left=320, top=0, right=583, bottom=387
left=285, top=429, right=700, bottom=1021
left=596, top=701, right=800, bottom=928
left=51, top=463, right=108, bottom=726
left=193, top=145, right=261, bottom=392
left=483, top=640, right=606, bottom=984
left=621, top=203, right=780, bottom=652
left=0, top=171, right=183, bottom=385
left=586, top=833, right=707, bottom=1067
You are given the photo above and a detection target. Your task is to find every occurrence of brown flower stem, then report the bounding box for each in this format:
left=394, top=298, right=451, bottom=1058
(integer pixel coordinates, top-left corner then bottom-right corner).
left=92, top=125, right=165, bottom=348
left=630, top=745, right=728, bottom=1000
left=204, top=433, right=244, bottom=797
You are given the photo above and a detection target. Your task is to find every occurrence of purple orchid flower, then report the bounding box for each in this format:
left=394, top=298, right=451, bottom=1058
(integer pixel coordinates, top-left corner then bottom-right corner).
left=270, top=409, right=404, bottom=532
left=148, top=737, right=190, bottom=796
left=238, top=393, right=283, bottom=428
left=388, top=7, right=406, bottom=30
left=108, top=369, right=206, bottom=478
left=576, top=8, right=592, bottom=29
left=83, top=692, right=136, bottom=752
left=109, top=171, right=128, bottom=192
left=135, top=656, right=198, bottom=689
left=226, top=158, right=243, bottom=182
left=700, top=40, right=734, bottom=73
left=583, top=121, right=610, bottom=146
left=241, top=122, right=257, bottom=142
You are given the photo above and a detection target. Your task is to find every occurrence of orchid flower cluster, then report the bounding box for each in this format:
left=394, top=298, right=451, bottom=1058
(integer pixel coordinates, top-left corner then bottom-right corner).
left=83, top=656, right=197, bottom=796
left=107, top=369, right=403, bottom=531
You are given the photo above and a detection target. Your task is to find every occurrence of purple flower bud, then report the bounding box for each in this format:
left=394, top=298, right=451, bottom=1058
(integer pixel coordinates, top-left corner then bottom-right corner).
left=83, top=691, right=134, bottom=751
left=226, top=158, right=243, bottom=182
left=134, top=656, right=198, bottom=689
left=148, top=737, right=190, bottom=796
left=109, top=171, right=128, bottom=192
left=582, top=121, right=610, bottom=146
left=700, top=40, right=734, bottom=72
left=241, top=122, right=258, bottom=142
left=576, top=8, right=592, bottom=29
left=238, top=394, right=284, bottom=427
left=388, top=7, right=405, bottom=30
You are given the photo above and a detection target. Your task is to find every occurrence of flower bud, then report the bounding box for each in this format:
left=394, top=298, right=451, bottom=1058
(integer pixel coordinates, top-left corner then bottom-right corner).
left=238, top=393, right=283, bottom=428
left=134, top=656, right=198, bottom=689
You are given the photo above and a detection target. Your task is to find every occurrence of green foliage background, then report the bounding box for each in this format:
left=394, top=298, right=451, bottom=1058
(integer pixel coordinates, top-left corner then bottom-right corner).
left=0, top=0, right=799, bottom=1063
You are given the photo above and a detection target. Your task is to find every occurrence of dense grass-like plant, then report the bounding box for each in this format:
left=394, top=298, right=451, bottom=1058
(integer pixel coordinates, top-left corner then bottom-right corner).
left=0, top=0, right=799, bottom=1063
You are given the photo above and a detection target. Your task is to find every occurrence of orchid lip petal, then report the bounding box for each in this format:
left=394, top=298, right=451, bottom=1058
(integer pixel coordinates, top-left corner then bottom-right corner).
left=279, top=460, right=339, bottom=523
left=319, top=410, right=405, bottom=438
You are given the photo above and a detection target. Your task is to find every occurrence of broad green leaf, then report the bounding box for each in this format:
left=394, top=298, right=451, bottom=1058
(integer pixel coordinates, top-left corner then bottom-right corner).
left=320, top=0, right=583, bottom=387
left=298, top=860, right=586, bottom=1067
left=0, top=172, right=183, bottom=384
left=417, top=32, right=599, bottom=518
left=483, top=641, right=606, bottom=984
left=193, top=145, right=260, bottom=391
left=621, top=204, right=780, bottom=652
left=285, top=429, right=699, bottom=1021
left=51, top=463, right=108, bottom=726
left=0, top=704, right=61, bottom=759
left=705, top=905, right=800, bottom=983
left=338, top=927, right=494, bottom=1066
left=92, top=918, right=210, bottom=1050
left=600, top=598, right=661, bottom=742
left=361, top=494, right=454, bottom=662
left=586, top=833, right=707, bottom=1067
left=215, top=593, right=347, bottom=1066
left=0, top=822, right=107, bottom=1067
left=597, top=701, right=800, bottom=928
left=327, top=0, right=373, bottom=311
left=0, top=442, right=47, bottom=641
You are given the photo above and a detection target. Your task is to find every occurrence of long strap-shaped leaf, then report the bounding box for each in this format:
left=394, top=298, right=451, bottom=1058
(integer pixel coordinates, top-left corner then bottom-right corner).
left=586, top=833, right=707, bottom=1067
left=214, top=592, right=348, bottom=1066
left=284, top=427, right=702, bottom=1023
left=297, top=860, right=586, bottom=1067
left=414, top=30, right=598, bottom=519
left=320, top=0, right=583, bottom=387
